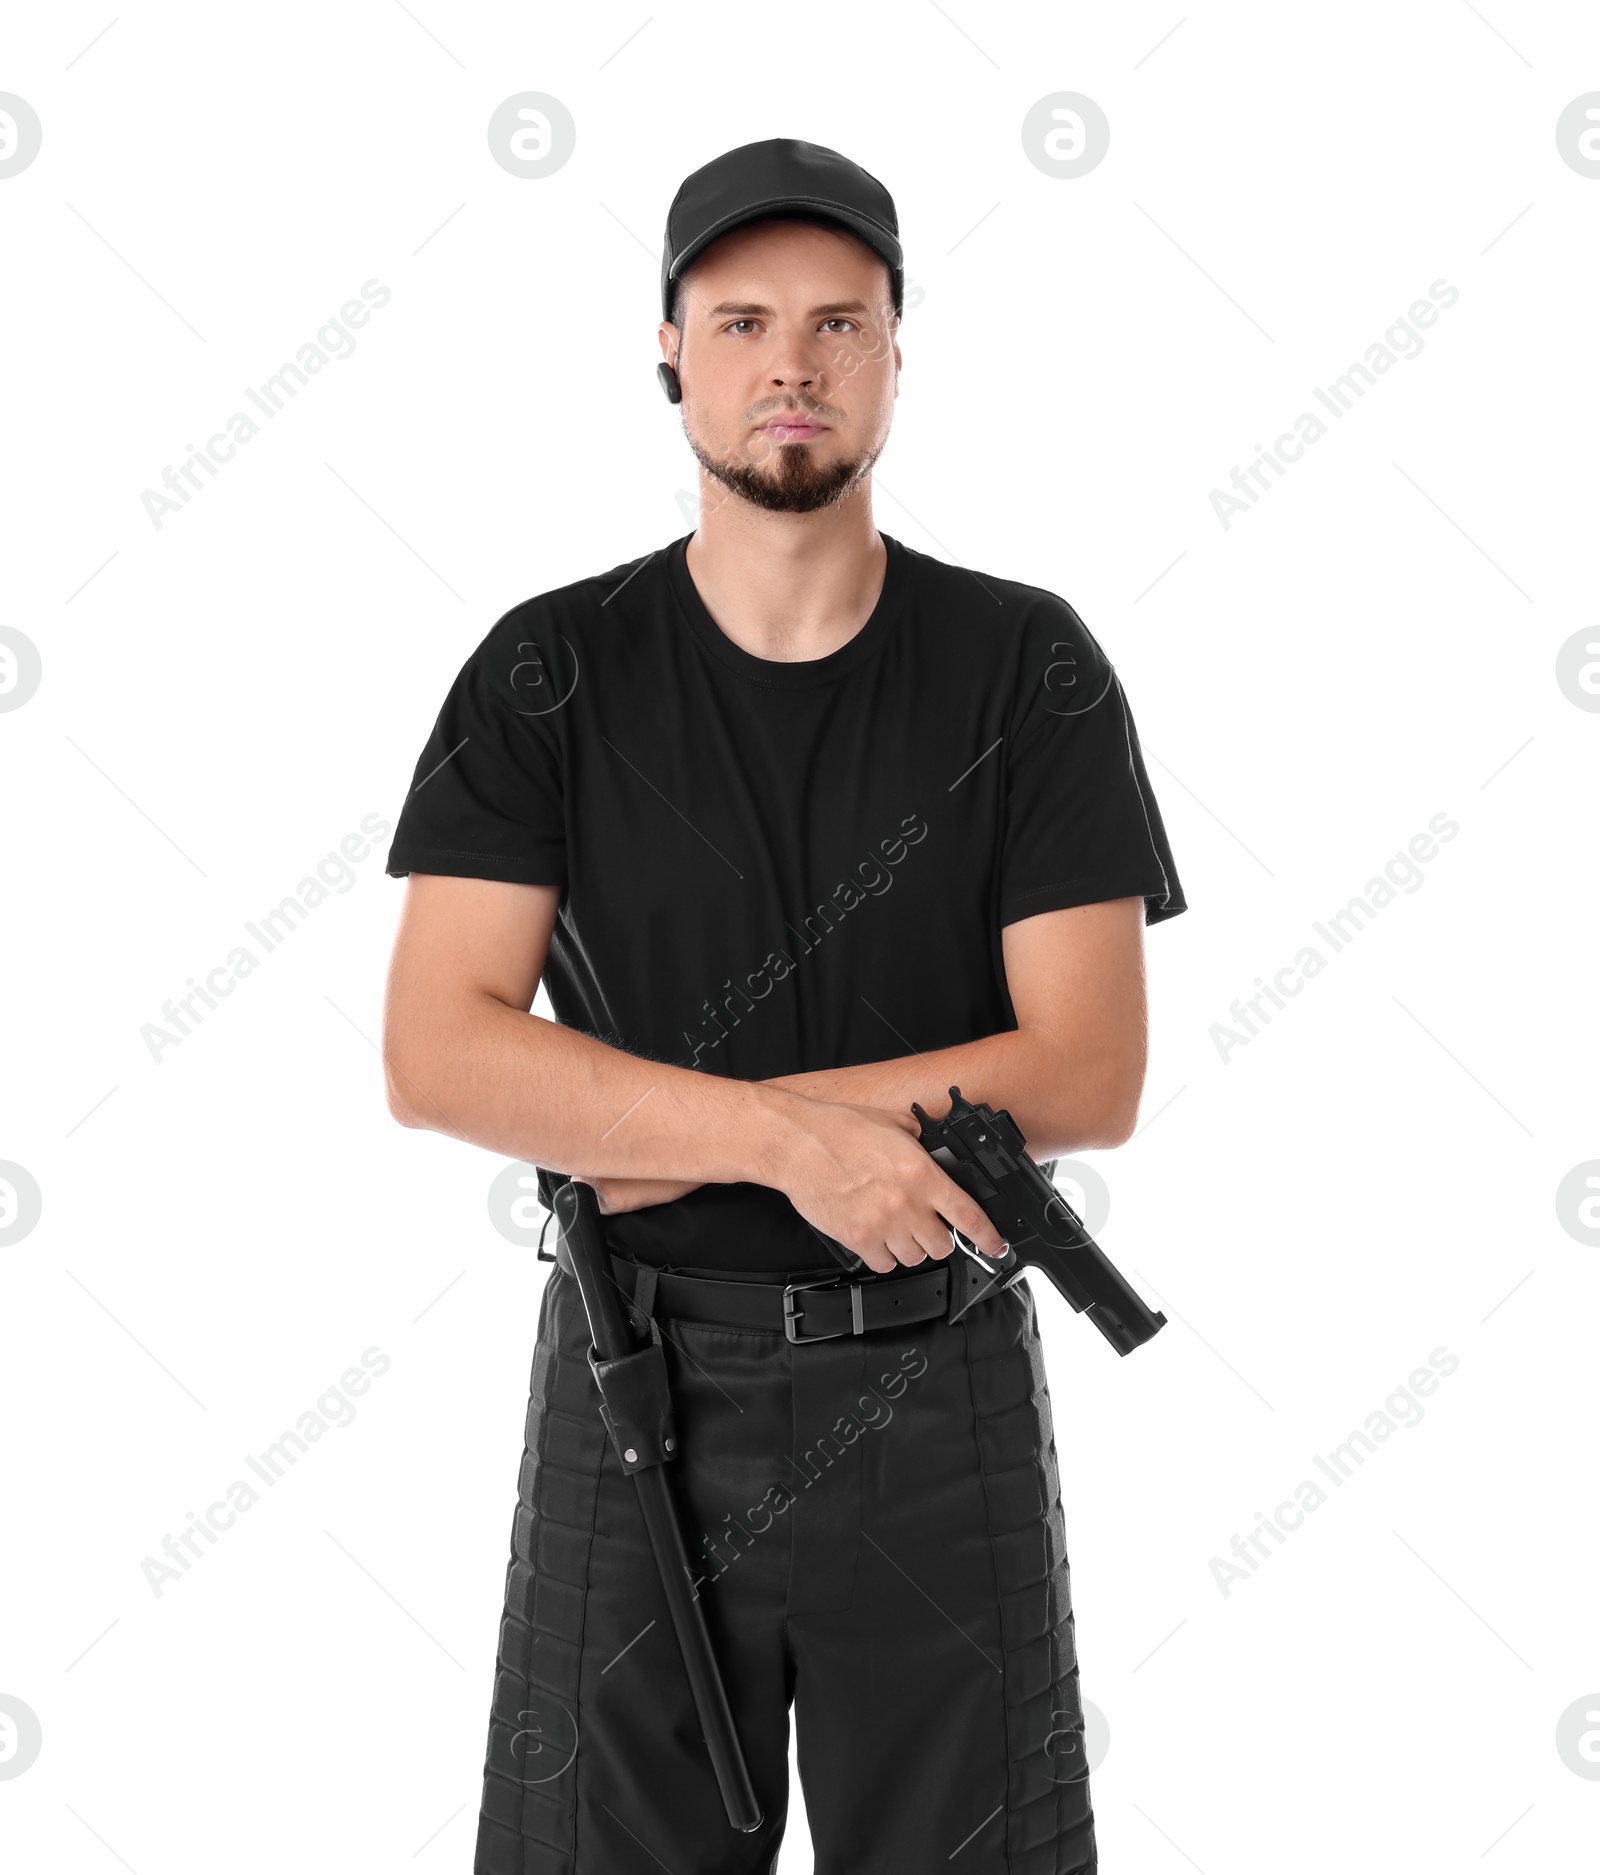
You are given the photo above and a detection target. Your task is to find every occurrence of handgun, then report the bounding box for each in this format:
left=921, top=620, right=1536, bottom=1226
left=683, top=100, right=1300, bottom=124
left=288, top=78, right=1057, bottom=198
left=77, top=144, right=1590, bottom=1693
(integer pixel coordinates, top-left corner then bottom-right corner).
left=910, top=1086, right=1167, bottom=1356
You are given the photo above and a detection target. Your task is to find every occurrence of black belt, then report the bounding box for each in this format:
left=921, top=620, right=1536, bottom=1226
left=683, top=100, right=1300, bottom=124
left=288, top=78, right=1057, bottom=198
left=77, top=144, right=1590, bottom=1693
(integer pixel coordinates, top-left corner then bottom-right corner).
left=552, top=1232, right=1019, bottom=1343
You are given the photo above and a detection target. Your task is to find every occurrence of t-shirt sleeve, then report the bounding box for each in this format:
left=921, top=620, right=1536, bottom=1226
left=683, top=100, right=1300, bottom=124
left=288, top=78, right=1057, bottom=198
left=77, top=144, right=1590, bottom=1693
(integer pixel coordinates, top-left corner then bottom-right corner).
left=384, top=606, right=567, bottom=888
left=998, top=598, right=1186, bottom=928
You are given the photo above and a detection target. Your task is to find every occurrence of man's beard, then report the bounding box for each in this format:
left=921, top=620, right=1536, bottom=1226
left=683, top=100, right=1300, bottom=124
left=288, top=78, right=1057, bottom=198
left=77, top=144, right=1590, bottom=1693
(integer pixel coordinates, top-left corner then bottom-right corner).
left=687, top=429, right=879, bottom=515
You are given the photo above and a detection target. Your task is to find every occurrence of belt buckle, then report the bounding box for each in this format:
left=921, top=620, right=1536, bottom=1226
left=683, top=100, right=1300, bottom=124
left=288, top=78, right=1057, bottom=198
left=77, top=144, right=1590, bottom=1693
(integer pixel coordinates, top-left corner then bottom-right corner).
left=782, top=1272, right=865, bottom=1343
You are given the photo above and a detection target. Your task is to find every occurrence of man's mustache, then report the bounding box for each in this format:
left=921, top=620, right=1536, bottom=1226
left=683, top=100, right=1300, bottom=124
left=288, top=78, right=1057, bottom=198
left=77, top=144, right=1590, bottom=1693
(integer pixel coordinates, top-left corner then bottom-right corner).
left=749, top=396, right=841, bottom=422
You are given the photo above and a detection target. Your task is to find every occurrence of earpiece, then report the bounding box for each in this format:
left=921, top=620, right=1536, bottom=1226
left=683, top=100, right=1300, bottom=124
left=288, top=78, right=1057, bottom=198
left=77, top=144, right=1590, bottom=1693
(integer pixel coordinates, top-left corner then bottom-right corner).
left=657, top=361, right=682, bottom=404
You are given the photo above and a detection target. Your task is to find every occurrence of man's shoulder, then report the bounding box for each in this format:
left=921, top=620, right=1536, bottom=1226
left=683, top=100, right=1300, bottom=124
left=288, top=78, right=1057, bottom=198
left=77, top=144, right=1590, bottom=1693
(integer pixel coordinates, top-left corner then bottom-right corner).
left=897, top=537, right=1108, bottom=654
left=485, top=539, right=682, bottom=638
left=440, top=542, right=680, bottom=715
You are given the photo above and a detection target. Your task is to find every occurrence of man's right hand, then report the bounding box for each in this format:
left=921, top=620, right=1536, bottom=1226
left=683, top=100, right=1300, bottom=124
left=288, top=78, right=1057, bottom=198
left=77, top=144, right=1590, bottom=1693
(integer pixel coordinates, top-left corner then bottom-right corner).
left=777, top=1099, right=1008, bottom=1275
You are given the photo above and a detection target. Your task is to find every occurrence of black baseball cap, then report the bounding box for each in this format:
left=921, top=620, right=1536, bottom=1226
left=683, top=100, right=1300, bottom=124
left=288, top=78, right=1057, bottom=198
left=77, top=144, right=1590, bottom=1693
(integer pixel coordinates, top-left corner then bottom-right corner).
left=661, top=138, right=903, bottom=324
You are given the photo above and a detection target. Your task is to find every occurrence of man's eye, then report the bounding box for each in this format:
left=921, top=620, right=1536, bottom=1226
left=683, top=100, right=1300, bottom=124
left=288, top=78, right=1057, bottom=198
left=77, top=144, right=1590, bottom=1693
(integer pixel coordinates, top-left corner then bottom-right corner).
left=823, top=318, right=857, bottom=333
left=728, top=319, right=757, bottom=335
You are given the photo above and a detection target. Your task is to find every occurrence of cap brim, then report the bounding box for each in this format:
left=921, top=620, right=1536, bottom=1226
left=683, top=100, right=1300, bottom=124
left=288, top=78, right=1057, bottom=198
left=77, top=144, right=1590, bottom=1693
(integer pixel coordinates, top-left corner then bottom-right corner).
left=668, top=195, right=902, bottom=295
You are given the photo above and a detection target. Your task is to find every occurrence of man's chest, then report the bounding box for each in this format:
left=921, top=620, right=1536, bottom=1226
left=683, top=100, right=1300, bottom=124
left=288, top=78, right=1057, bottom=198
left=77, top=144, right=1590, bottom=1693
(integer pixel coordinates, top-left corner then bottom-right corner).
left=559, top=657, right=1009, bottom=906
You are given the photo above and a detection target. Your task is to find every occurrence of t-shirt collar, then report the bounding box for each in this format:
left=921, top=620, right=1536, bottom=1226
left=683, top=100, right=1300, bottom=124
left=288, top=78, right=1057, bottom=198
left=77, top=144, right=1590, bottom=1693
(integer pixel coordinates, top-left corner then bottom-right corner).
left=663, top=530, right=909, bottom=689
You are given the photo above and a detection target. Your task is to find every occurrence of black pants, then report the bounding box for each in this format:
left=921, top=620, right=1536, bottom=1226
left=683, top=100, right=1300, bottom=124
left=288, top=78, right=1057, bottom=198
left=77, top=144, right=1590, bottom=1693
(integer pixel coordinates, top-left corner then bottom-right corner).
left=474, top=1259, right=1097, bottom=1873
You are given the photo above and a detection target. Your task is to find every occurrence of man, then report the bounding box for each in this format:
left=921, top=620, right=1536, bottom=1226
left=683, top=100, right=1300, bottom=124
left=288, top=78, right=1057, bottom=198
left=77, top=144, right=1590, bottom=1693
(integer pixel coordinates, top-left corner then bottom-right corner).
left=383, top=137, right=1185, bottom=1875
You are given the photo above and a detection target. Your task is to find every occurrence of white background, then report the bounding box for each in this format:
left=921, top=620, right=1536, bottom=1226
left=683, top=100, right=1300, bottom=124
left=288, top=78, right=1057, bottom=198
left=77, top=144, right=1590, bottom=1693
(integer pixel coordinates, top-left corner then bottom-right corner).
left=2, top=2, right=1597, bottom=1869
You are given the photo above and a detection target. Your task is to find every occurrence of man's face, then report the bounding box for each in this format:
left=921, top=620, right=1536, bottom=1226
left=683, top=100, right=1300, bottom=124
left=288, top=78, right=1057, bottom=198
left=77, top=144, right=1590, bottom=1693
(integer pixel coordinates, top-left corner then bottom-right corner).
left=659, top=217, right=901, bottom=515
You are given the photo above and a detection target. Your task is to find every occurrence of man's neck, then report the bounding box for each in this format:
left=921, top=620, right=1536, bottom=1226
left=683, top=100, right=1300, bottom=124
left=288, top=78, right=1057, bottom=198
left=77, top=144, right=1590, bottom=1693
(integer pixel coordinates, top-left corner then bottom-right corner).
left=684, top=480, right=887, bottom=664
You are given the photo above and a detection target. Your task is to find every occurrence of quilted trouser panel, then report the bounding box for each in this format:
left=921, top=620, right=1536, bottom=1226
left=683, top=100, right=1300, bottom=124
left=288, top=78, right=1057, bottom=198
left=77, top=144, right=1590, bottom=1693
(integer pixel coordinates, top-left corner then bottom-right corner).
left=965, top=1276, right=1097, bottom=1873
left=476, top=1265, right=602, bottom=1873
left=785, top=1273, right=1097, bottom=1874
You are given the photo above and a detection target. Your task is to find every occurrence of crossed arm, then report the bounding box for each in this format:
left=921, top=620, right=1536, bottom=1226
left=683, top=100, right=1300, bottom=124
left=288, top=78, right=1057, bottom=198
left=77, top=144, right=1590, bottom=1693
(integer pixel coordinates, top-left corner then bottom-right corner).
left=382, top=874, right=1149, bottom=1267
left=590, top=897, right=1149, bottom=1212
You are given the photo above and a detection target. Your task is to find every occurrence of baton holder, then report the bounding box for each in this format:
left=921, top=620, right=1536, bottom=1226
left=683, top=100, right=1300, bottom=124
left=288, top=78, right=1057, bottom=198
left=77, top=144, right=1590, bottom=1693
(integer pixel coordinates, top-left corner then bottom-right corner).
left=551, top=1176, right=764, bottom=1835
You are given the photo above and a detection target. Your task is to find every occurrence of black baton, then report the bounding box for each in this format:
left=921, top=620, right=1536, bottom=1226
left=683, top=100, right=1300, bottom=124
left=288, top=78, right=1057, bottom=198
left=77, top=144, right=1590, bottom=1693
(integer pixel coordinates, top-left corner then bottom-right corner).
left=550, top=1175, right=763, bottom=1834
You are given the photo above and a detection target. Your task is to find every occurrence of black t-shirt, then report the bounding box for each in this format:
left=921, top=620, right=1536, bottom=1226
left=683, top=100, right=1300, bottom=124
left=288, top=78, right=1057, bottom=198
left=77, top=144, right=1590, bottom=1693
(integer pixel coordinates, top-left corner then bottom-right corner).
left=386, top=531, right=1186, bottom=1272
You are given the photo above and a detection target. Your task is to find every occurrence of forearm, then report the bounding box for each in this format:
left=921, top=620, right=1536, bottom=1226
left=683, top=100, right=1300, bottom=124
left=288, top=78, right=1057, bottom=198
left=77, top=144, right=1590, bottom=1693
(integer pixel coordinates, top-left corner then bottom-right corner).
left=764, top=1026, right=1133, bottom=1160
left=386, top=990, right=813, bottom=1186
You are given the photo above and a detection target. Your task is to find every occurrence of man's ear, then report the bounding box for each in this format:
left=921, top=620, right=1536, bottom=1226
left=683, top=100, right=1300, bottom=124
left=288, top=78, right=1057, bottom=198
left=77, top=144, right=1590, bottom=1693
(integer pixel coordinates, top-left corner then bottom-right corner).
left=656, top=321, right=683, bottom=404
